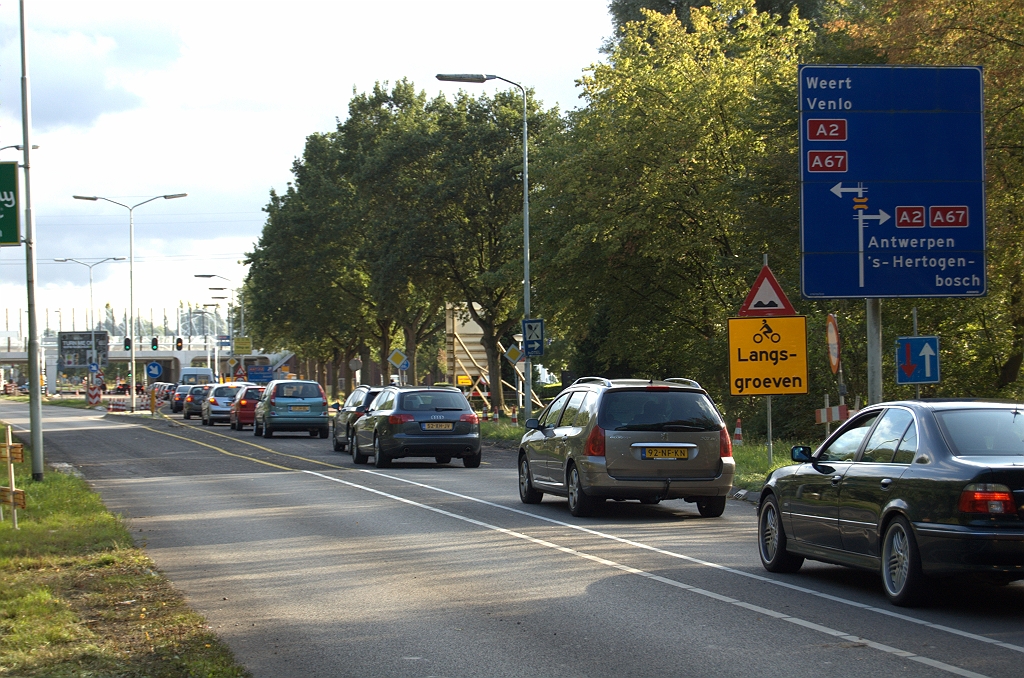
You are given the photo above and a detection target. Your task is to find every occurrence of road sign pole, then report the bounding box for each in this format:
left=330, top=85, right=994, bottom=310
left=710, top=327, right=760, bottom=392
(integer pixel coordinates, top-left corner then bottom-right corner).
left=866, top=298, right=883, bottom=404
left=766, top=395, right=773, bottom=466
left=913, top=307, right=921, bottom=399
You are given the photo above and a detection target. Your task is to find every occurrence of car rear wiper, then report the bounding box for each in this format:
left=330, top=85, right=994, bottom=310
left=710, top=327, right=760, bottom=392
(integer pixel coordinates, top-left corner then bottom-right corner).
left=614, top=422, right=713, bottom=432
left=436, top=407, right=463, bottom=411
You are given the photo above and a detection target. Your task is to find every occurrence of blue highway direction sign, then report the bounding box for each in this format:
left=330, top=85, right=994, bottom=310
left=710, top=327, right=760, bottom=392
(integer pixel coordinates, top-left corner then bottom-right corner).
left=800, top=65, right=985, bottom=298
left=145, top=361, right=163, bottom=379
left=522, top=319, right=545, bottom=357
left=896, top=336, right=940, bottom=385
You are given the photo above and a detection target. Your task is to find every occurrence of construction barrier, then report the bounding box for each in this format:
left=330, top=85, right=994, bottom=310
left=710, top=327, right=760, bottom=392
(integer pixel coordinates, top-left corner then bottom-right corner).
left=107, top=399, right=128, bottom=413
left=733, top=418, right=743, bottom=445
left=511, top=406, right=518, bottom=425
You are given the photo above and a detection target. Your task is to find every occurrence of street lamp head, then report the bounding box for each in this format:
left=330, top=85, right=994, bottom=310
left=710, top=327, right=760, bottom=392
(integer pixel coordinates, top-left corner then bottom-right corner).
left=53, top=258, right=68, bottom=262
left=208, top=287, right=227, bottom=290
left=436, top=73, right=494, bottom=84
left=163, top=193, right=187, bottom=200
left=73, top=195, right=98, bottom=201
left=113, top=256, right=126, bottom=261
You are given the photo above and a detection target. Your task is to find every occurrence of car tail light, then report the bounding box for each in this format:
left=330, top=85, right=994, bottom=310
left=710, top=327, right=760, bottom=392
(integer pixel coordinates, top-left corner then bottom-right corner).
left=240, top=399, right=247, bottom=406
left=584, top=425, right=606, bottom=456
left=720, top=427, right=733, bottom=457
left=646, top=385, right=669, bottom=391
left=186, top=396, right=193, bottom=403
left=460, top=413, right=479, bottom=424
left=320, top=388, right=328, bottom=406
left=209, top=397, right=218, bottom=406
left=389, top=413, right=415, bottom=425
left=959, top=483, right=1015, bottom=514
left=269, top=395, right=276, bottom=405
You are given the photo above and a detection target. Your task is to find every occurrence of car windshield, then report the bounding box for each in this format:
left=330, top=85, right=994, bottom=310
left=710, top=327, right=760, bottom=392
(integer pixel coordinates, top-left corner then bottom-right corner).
left=598, top=390, right=722, bottom=432
left=275, top=383, right=322, bottom=399
left=399, top=392, right=468, bottom=411
left=935, top=408, right=1024, bottom=456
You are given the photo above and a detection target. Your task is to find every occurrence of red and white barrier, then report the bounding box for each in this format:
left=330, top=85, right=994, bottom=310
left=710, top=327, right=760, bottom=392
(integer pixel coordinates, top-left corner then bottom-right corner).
left=107, top=399, right=128, bottom=413
left=733, top=418, right=743, bottom=445
left=815, top=404, right=851, bottom=424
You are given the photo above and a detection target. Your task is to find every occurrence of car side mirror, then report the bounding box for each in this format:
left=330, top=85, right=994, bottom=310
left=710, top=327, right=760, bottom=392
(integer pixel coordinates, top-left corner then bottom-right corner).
left=791, top=445, right=813, bottom=462
left=356, top=405, right=368, bottom=413
left=332, top=403, right=341, bottom=411
left=525, top=418, right=541, bottom=431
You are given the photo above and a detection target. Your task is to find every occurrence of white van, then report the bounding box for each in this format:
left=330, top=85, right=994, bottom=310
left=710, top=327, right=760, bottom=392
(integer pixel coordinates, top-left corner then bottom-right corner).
left=179, top=367, right=215, bottom=385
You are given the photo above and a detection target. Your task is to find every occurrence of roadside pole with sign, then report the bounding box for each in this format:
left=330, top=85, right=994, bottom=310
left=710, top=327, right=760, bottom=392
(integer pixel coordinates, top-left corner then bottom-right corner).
left=729, top=259, right=806, bottom=465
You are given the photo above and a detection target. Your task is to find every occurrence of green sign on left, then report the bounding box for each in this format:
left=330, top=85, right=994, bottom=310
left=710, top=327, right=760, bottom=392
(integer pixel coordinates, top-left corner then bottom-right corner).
left=0, top=161, right=20, bottom=246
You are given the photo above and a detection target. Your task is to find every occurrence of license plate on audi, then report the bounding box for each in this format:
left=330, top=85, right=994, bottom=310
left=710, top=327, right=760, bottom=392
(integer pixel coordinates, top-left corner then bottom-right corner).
left=423, top=422, right=453, bottom=431
left=642, top=447, right=688, bottom=459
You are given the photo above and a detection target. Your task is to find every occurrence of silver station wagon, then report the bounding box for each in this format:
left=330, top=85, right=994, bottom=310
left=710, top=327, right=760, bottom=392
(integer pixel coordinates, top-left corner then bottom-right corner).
left=518, top=378, right=735, bottom=517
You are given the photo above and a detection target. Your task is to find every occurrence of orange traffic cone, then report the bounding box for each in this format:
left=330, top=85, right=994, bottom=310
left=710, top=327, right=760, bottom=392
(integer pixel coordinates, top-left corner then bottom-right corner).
left=733, top=418, right=744, bottom=446
left=511, top=406, right=518, bottom=425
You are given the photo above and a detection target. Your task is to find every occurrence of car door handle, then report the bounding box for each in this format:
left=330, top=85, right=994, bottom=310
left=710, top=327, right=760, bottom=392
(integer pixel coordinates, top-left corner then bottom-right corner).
left=880, top=478, right=893, bottom=489
left=831, top=475, right=842, bottom=486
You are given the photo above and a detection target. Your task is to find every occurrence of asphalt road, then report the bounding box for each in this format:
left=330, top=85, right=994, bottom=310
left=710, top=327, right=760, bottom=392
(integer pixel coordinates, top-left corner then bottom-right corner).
left=3, top=401, right=1024, bottom=678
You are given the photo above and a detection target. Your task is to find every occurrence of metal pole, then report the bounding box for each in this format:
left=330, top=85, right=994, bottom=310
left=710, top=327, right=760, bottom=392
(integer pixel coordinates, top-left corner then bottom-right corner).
left=866, top=298, right=883, bottom=404
left=20, top=0, right=43, bottom=480
left=518, top=82, right=532, bottom=420
left=766, top=395, right=773, bottom=465
left=913, top=306, right=920, bottom=400
left=129, top=207, right=136, bottom=412
left=89, top=264, right=95, bottom=372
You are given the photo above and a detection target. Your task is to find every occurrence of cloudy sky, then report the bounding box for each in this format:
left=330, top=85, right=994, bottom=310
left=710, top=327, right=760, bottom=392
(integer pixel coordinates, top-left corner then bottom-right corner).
left=0, top=0, right=612, bottom=336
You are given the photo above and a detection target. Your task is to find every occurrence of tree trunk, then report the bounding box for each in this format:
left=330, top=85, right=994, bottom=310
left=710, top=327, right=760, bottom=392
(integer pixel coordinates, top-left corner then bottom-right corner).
left=478, top=331, right=504, bottom=414
left=359, top=343, right=372, bottom=387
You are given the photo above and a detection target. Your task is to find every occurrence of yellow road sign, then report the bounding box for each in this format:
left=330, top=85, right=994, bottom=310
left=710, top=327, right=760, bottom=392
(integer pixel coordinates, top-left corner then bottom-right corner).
left=457, top=375, right=473, bottom=386
left=728, top=316, right=808, bottom=396
left=232, top=337, right=252, bottom=354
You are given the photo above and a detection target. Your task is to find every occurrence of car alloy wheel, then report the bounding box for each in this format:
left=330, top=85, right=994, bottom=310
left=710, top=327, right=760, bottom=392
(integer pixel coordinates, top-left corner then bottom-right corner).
left=373, top=436, right=389, bottom=468
left=518, top=455, right=543, bottom=504
left=881, top=516, right=925, bottom=606
left=567, top=465, right=598, bottom=517
left=758, top=494, right=803, bottom=573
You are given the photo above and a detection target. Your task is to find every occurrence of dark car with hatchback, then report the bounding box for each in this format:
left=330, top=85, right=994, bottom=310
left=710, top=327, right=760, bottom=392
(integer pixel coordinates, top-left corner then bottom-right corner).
left=758, top=399, right=1024, bottom=606
left=331, top=385, right=383, bottom=453
left=253, top=380, right=330, bottom=438
left=171, top=384, right=191, bottom=413
left=352, top=386, right=480, bottom=468
left=182, top=385, right=211, bottom=420
left=518, top=378, right=734, bottom=517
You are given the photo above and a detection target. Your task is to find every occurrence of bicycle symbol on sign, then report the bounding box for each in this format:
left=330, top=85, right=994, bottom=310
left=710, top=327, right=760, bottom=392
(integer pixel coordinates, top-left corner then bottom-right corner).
left=752, top=319, right=781, bottom=344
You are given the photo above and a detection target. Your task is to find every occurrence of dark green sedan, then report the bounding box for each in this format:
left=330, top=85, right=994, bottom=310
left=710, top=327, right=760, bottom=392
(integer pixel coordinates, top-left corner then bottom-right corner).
left=758, top=400, right=1024, bottom=606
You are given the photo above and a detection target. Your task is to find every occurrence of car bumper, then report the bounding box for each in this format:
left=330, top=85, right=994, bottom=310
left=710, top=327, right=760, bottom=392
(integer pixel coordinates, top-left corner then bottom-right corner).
left=235, top=410, right=256, bottom=424
left=381, top=432, right=481, bottom=458
left=265, top=413, right=329, bottom=430
left=914, top=522, right=1024, bottom=575
left=207, top=406, right=232, bottom=420
left=184, top=403, right=204, bottom=414
left=576, top=456, right=735, bottom=499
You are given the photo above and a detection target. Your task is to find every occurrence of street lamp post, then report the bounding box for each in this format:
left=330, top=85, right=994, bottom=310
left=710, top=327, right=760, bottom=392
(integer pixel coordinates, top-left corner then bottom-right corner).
left=73, top=193, right=187, bottom=411
left=53, top=257, right=125, bottom=378
left=202, top=303, right=219, bottom=379
left=195, top=274, right=242, bottom=336
left=436, top=72, right=533, bottom=419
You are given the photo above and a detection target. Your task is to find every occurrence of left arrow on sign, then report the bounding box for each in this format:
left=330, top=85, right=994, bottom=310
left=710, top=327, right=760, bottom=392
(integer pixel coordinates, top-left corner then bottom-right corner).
left=830, top=182, right=867, bottom=198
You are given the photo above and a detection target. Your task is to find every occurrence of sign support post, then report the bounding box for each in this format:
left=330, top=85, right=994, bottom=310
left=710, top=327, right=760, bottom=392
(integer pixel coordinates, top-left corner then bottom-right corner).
left=913, top=307, right=920, bottom=400
left=867, top=299, right=882, bottom=404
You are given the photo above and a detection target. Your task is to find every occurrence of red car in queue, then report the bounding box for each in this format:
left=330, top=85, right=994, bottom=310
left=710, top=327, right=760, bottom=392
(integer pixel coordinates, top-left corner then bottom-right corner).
left=229, top=385, right=266, bottom=430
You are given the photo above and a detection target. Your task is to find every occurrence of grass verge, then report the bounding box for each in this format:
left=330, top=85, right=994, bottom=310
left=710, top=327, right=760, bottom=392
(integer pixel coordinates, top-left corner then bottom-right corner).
left=0, top=395, right=95, bottom=410
left=731, top=440, right=803, bottom=492
left=480, top=420, right=526, bottom=442
left=0, top=425, right=250, bottom=677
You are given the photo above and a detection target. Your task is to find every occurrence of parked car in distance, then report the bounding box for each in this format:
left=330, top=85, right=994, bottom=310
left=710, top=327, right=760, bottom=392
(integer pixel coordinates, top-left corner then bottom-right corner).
left=518, top=378, right=734, bottom=518
left=351, top=386, right=480, bottom=468
left=758, top=399, right=1024, bottom=606
left=229, top=385, right=265, bottom=430
left=201, top=382, right=252, bottom=426
left=183, top=384, right=210, bottom=420
left=171, top=384, right=191, bottom=413
left=253, top=380, right=329, bottom=438
left=330, top=385, right=383, bottom=453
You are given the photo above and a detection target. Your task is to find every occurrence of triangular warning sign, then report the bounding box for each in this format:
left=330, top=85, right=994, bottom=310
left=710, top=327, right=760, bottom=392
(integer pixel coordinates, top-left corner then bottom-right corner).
left=738, top=266, right=797, bottom=316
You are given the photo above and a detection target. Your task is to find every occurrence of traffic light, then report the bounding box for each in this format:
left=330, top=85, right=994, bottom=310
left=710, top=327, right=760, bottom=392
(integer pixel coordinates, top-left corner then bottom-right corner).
left=151, top=337, right=159, bottom=350
left=175, top=337, right=183, bottom=351
left=123, top=337, right=131, bottom=350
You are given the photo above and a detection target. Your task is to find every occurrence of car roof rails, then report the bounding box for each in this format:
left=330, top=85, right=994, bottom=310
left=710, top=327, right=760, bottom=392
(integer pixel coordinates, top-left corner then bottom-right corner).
left=664, top=378, right=702, bottom=389
left=572, top=376, right=613, bottom=387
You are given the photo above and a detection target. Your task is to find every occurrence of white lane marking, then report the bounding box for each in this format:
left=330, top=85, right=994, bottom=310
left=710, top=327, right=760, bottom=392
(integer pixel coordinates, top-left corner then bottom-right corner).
left=304, top=469, right=988, bottom=678
left=359, top=469, right=1024, bottom=656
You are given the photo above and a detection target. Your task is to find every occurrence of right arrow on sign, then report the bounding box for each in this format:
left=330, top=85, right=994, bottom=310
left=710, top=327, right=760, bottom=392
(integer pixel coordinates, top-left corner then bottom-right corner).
left=919, top=342, right=935, bottom=378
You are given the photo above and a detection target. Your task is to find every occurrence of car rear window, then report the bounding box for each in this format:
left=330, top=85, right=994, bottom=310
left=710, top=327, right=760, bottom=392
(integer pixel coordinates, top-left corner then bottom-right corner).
left=275, top=383, right=323, bottom=398
left=598, top=390, right=722, bottom=432
left=214, top=386, right=241, bottom=398
left=190, top=386, right=205, bottom=395
left=245, top=387, right=265, bottom=399
left=399, top=392, right=468, bottom=411
left=935, top=409, right=1024, bottom=456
